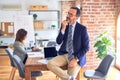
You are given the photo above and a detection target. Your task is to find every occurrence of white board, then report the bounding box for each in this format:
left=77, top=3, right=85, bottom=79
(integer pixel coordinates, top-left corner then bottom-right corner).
left=14, top=15, right=35, bottom=44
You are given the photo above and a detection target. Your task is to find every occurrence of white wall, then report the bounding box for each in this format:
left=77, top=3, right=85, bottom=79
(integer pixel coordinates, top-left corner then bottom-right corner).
left=25, top=0, right=60, bottom=10
left=0, top=0, right=61, bottom=10
left=0, top=0, right=61, bottom=45
left=0, top=0, right=61, bottom=21
left=35, top=30, right=58, bottom=40
left=0, top=37, right=15, bottom=45
left=14, top=15, right=35, bottom=44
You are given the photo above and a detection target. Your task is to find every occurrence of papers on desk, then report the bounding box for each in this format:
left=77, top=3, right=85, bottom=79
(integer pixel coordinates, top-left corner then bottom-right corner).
left=38, top=59, right=48, bottom=64
left=27, top=52, right=44, bottom=58
left=38, top=57, right=53, bottom=64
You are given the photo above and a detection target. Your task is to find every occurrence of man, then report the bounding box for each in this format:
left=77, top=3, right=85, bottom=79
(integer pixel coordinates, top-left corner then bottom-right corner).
left=47, top=7, right=89, bottom=80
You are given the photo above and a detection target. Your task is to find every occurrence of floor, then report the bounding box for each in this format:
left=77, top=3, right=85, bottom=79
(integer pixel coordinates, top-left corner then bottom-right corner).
left=0, top=54, right=120, bottom=80
left=0, top=66, right=120, bottom=80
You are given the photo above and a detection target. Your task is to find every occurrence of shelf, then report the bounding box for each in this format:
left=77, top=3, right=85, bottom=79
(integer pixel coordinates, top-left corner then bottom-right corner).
left=28, top=10, right=60, bottom=30
left=34, top=19, right=60, bottom=21
left=29, top=10, right=60, bottom=13
left=0, top=35, right=14, bottom=38
left=34, top=29, right=59, bottom=31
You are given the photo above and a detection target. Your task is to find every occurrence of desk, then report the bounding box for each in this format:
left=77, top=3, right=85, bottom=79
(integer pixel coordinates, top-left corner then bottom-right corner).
left=25, top=57, right=48, bottom=80
left=25, top=53, right=80, bottom=80
left=25, top=57, right=68, bottom=80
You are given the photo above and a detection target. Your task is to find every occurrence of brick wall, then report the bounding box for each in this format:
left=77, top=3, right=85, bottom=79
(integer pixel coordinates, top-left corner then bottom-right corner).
left=61, top=1, right=75, bottom=21
left=61, top=0, right=120, bottom=69
left=81, top=0, right=120, bottom=68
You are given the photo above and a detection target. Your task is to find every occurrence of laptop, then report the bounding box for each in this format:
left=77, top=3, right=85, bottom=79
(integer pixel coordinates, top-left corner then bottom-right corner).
left=44, top=47, right=57, bottom=60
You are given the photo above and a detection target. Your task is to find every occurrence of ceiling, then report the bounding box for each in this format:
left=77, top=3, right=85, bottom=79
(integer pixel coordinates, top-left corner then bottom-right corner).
left=0, top=0, right=75, bottom=5
left=0, top=0, right=22, bottom=5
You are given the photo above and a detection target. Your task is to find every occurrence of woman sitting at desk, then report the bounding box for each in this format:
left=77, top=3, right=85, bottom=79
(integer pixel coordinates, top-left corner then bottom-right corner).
left=13, top=29, right=28, bottom=64
left=13, top=29, right=38, bottom=64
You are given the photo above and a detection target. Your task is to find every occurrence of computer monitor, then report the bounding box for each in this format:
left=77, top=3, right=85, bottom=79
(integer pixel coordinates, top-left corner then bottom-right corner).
left=44, top=47, right=57, bottom=59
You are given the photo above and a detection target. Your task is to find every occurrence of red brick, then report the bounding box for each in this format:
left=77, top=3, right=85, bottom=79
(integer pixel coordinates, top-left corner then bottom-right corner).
left=101, top=3, right=108, bottom=5
left=102, top=0, right=110, bottom=1
left=83, top=6, right=90, bottom=8
left=109, top=2, right=116, bottom=5
left=103, top=12, right=111, bottom=14
left=93, top=0, right=100, bottom=2
left=100, top=9, right=107, bottom=11
left=87, top=3, right=99, bottom=5
left=110, top=0, right=116, bottom=2
left=92, top=9, right=98, bottom=11
left=83, top=0, right=90, bottom=2
left=105, top=5, right=113, bottom=8
left=91, top=6, right=102, bottom=8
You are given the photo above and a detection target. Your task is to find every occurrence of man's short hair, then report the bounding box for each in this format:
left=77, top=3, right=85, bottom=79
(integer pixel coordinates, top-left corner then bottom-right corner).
left=70, top=7, right=80, bottom=17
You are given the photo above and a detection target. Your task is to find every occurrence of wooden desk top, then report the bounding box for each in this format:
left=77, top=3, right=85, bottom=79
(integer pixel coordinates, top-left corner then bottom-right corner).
left=25, top=57, right=67, bottom=71
left=25, top=51, right=67, bottom=80
left=25, top=52, right=79, bottom=80
left=25, top=57, right=48, bottom=71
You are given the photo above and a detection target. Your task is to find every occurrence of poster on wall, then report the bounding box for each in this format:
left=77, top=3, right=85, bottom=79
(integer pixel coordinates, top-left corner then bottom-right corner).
left=8, top=26, right=14, bottom=33
left=14, top=15, right=35, bottom=45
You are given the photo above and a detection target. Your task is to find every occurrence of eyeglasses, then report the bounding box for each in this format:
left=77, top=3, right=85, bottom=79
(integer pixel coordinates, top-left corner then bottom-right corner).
left=67, top=12, right=76, bottom=17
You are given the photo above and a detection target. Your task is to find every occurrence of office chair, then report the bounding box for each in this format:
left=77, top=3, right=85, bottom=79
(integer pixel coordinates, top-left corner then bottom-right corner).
left=84, top=54, right=114, bottom=80
left=5, top=48, right=17, bottom=80
left=12, top=54, right=42, bottom=80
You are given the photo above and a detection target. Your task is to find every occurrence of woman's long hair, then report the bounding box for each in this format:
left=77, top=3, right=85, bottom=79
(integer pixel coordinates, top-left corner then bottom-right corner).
left=15, top=29, right=27, bottom=43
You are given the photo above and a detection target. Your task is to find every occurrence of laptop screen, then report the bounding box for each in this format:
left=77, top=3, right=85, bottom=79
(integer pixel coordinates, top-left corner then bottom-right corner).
left=44, top=47, right=57, bottom=58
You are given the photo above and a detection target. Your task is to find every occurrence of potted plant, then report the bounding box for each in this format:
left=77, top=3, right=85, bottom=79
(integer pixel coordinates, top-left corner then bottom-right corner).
left=51, top=25, right=56, bottom=29
left=34, top=33, right=38, bottom=37
left=94, top=31, right=115, bottom=59
left=0, top=40, right=3, bottom=45
left=34, top=33, right=39, bottom=46
left=33, top=14, right=37, bottom=20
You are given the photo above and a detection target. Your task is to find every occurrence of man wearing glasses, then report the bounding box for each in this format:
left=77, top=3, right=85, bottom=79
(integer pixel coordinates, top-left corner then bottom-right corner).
left=47, top=7, right=90, bottom=80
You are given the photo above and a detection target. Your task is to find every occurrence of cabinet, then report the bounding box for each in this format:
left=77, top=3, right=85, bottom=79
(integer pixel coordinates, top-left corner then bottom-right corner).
left=28, top=10, right=60, bottom=30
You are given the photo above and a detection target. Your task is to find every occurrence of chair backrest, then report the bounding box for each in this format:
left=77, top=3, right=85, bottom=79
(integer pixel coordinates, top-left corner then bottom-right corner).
left=96, top=54, right=114, bottom=75
left=12, top=55, right=25, bottom=78
left=47, top=41, right=57, bottom=47
left=5, top=48, right=15, bottom=67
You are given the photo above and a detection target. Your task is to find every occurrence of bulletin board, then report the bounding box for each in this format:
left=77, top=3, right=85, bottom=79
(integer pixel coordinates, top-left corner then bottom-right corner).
left=0, top=22, right=14, bottom=36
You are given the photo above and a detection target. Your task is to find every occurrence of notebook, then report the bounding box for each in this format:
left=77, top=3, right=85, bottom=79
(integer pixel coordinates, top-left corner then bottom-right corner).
left=44, top=47, right=57, bottom=60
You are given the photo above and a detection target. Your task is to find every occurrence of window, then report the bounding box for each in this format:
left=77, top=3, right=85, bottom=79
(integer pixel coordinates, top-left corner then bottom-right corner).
left=116, top=12, right=120, bottom=68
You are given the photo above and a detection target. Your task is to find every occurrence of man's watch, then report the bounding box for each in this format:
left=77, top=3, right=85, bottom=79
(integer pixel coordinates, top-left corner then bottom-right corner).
left=74, top=57, right=79, bottom=61
left=72, top=54, right=79, bottom=61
